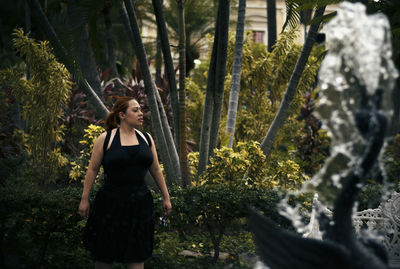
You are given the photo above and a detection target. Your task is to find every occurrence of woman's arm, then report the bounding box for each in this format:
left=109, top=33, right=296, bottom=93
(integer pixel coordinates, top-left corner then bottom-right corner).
left=78, top=132, right=106, bottom=219
left=147, top=133, right=172, bottom=216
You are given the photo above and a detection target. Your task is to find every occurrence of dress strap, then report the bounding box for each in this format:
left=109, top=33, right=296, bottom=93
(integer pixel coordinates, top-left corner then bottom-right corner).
left=103, top=129, right=112, bottom=152
left=138, top=131, right=152, bottom=147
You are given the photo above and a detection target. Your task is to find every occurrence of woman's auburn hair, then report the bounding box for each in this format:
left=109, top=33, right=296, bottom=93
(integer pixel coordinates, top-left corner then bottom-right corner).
left=105, top=96, right=137, bottom=131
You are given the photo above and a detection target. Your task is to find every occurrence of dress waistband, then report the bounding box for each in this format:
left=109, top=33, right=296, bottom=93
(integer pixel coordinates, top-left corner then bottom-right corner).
left=101, top=182, right=149, bottom=194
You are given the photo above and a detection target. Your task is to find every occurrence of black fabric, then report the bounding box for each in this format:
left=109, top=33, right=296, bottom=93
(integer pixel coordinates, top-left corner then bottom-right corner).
left=83, top=128, right=155, bottom=263
left=103, top=130, right=112, bottom=153
left=142, top=132, right=152, bottom=147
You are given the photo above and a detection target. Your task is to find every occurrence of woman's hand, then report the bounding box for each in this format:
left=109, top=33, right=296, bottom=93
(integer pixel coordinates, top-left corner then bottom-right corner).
left=162, top=198, right=172, bottom=216
left=79, top=199, right=90, bottom=219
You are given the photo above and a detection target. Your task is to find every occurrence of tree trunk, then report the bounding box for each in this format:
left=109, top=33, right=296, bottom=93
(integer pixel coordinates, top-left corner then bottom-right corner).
left=267, top=0, right=277, bottom=52
left=260, top=6, right=326, bottom=157
left=208, top=0, right=230, bottom=156
left=154, top=86, right=181, bottom=185
left=119, top=3, right=136, bottom=57
left=226, top=0, right=246, bottom=148
left=103, top=5, right=119, bottom=78
left=155, top=30, right=162, bottom=86
left=177, top=0, right=191, bottom=186
left=78, top=24, right=102, bottom=99
left=66, top=0, right=102, bottom=99
left=123, top=0, right=181, bottom=184
left=152, top=0, right=180, bottom=149
left=28, top=0, right=109, bottom=118
left=198, top=5, right=220, bottom=175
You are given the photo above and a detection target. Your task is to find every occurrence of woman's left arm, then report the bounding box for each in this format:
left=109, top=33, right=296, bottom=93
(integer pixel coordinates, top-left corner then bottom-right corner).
left=147, top=133, right=172, bottom=216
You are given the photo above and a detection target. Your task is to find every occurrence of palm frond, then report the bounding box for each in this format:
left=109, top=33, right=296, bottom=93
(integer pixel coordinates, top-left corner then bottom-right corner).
left=282, top=0, right=301, bottom=33
left=282, top=0, right=340, bottom=33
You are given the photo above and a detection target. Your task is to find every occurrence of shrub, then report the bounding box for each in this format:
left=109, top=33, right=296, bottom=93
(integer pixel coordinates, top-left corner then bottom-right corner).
left=69, top=124, right=105, bottom=183
left=153, top=182, right=285, bottom=264
left=0, top=182, right=93, bottom=269
left=0, top=29, right=71, bottom=183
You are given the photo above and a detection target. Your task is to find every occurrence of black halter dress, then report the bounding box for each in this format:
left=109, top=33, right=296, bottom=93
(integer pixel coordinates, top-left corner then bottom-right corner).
left=83, top=128, right=154, bottom=263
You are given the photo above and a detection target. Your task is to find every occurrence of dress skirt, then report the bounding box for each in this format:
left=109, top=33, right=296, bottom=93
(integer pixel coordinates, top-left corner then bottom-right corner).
left=83, top=183, right=155, bottom=263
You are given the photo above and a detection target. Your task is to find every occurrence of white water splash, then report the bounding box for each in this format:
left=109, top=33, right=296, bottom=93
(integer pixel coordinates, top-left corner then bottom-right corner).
left=279, top=1, right=398, bottom=232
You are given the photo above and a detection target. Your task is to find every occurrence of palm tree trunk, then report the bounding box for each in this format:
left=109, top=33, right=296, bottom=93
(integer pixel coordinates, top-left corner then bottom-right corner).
left=155, top=30, right=162, bottom=86
left=198, top=4, right=220, bottom=175
left=208, top=0, right=230, bottom=156
left=28, top=0, right=109, bottom=118
left=152, top=0, right=180, bottom=148
left=177, top=0, right=191, bottom=186
left=66, top=0, right=102, bottom=99
left=119, top=3, right=136, bottom=57
left=226, top=0, right=246, bottom=148
left=267, top=0, right=277, bottom=52
left=260, top=6, right=326, bottom=157
left=154, top=85, right=181, bottom=185
left=123, top=0, right=181, bottom=184
left=102, top=5, right=119, bottom=78
left=78, top=24, right=102, bottom=98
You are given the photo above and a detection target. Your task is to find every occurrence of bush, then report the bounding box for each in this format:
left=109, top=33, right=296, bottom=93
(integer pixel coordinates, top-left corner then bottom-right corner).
left=152, top=182, right=287, bottom=264
left=69, top=124, right=105, bottom=183
left=0, top=181, right=92, bottom=269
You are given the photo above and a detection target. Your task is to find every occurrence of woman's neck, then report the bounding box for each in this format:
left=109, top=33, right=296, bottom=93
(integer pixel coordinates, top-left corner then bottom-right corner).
left=119, top=123, right=136, bottom=135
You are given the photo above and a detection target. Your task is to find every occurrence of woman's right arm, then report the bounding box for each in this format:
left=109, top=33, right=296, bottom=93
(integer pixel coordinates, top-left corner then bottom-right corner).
left=78, top=132, right=106, bottom=219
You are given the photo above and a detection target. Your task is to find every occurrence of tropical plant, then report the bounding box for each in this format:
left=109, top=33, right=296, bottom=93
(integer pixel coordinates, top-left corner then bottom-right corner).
left=176, top=0, right=190, bottom=186
left=267, top=0, right=277, bottom=51
left=69, top=124, right=105, bottom=183
left=294, top=91, right=330, bottom=175
left=0, top=29, right=71, bottom=183
left=260, top=5, right=326, bottom=157
left=27, top=0, right=109, bottom=117
left=198, top=0, right=231, bottom=175
left=163, top=0, right=217, bottom=75
left=226, top=0, right=246, bottom=148
left=152, top=0, right=180, bottom=146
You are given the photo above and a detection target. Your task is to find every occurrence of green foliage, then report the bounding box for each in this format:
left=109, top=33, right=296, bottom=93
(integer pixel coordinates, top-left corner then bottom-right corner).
left=0, top=87, right=27, bottom=183
left=186, top=28, right=324, bottom=166
left=186, top=78, right=205, bottom=151
left=382, top=133, right=400, bottom=187
left=0, top=29, right=72, bottom=183
left=222, top=28, right=322, bottom=145
left=267, top=159, right=310, bottom=190
left=155, top=141, right=294, bottom=263
left=294, top=90, right=331, bottom=175
left=0, top=181, right=92, bottom=269
left=153, top=182, right=285, bottom=264
left=201, top=141, right=269, bottom=186
left=69, top=124, right=105, bottom=182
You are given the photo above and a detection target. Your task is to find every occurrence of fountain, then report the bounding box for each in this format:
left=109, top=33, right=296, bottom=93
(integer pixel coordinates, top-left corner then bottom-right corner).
left=249, top=2, right=399, bottom=269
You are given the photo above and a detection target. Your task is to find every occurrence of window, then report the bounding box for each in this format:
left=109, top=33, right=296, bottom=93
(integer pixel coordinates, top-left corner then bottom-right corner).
left=253, top=31, right=265, bottom=43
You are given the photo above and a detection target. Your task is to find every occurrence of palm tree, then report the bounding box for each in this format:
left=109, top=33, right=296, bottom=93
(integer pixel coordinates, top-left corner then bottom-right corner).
left=260, top=6, right=326, bottom=157
left=28, top=0, right=109, bottom=118
left=177, top=0, right=191, bottom=186
left=267, top=0, right=277, bottom=52
left=208, top=0, right=230, bottom=158
left=102, top=2, right=119, bottom=78
left=66, top=0, right=102, bottom=99
left=226, top=0, right=246, bottom=148
left=152, top=0, right=180, bottom=150
left=163, top=0, right=217, bottom=76
left=198, top=0, right=230, bottom=175
left=122, top=0, right=181, bottom=184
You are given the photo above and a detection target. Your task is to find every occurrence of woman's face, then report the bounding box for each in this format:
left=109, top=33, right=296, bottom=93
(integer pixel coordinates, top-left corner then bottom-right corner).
left=120, top=99, right=143, bottom=127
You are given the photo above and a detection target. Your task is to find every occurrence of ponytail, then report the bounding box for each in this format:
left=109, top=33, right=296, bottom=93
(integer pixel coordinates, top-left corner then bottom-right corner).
left=105, top=111, right=119, bottom=131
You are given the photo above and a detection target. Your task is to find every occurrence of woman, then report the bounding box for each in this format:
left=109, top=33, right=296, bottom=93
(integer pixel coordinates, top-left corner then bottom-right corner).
left=78, top=96, right=171, bottom=269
